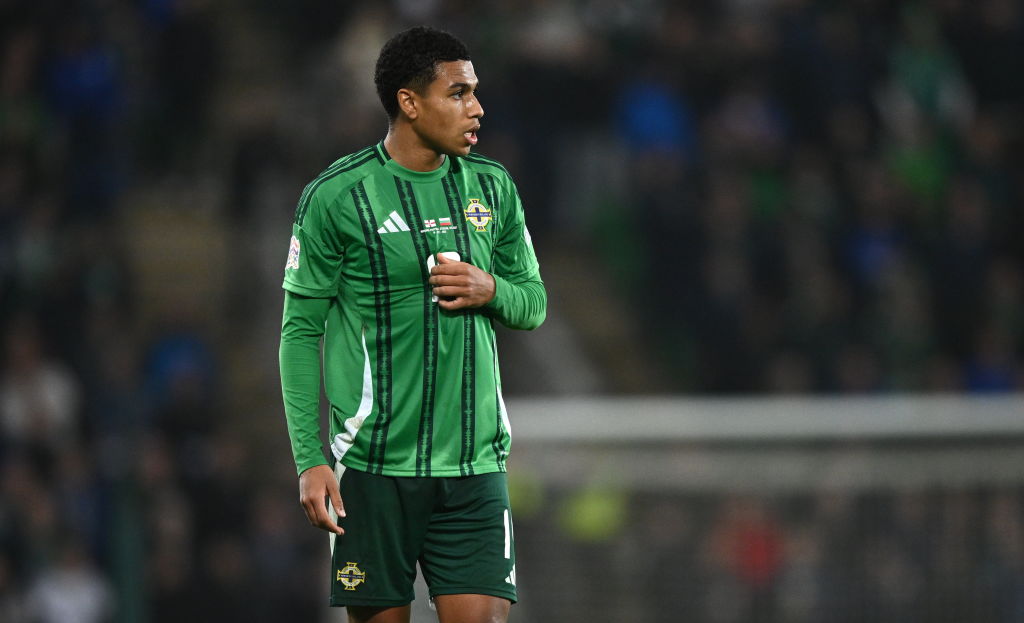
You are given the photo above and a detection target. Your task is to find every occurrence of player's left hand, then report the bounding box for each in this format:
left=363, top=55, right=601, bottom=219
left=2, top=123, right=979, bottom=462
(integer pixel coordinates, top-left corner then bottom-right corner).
left=429, top=253, right=495, bottom=310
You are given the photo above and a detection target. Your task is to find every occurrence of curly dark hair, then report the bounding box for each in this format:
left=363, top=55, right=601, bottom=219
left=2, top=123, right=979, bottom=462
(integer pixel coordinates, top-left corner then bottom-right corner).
left=374, top=26, right=471, bottom=121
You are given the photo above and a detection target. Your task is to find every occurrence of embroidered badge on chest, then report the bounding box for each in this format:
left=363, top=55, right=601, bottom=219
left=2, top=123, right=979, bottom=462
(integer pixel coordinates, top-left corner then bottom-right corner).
left=464, top=198, right=492, bottom=232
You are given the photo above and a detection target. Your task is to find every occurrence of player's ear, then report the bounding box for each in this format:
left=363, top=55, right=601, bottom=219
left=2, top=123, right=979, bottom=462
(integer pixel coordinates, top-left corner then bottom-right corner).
left=396, top=88, right=418, bottom=120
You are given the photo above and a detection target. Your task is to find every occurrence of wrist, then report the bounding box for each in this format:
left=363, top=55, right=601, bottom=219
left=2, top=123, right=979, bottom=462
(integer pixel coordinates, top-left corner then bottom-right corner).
left=297, top=458, right=330, bottom=478
left=484, top=273, right=506, bottom=309
left=484, top=272, right=496, bottom=305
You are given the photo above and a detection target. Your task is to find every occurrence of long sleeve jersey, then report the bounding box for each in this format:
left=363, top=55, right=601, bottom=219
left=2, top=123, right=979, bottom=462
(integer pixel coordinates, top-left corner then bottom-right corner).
left=279, top=142, right=545, bottom=477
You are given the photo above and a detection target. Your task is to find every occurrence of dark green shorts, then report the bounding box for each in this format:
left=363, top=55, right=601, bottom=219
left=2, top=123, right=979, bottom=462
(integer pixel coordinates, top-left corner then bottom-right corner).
left=328, top=464, right=518, bottom=608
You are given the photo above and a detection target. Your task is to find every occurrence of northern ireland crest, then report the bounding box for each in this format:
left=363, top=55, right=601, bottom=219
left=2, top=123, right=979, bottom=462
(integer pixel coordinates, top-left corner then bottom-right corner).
left=337, top=562, right=366, bottom=591
left=464, top=198, right=492, bottom=232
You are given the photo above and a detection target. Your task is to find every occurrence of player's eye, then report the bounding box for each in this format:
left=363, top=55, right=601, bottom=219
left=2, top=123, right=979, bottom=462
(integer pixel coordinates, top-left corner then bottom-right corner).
left=452, top=90, right=463, bottom=100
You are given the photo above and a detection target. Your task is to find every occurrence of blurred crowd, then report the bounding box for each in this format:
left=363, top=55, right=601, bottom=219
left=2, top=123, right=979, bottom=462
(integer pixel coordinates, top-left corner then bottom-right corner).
left=521, top=482, right=1024, bottom=623
left=0, top=0, right=323, bottom=620
left=583, top=0, right=1024, bottom=392
left=0, top=0, right=1022, bottom=621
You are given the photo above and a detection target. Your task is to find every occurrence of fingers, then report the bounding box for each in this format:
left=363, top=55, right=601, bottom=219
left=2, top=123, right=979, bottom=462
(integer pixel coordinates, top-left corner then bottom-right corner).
left=430, top=262, right=466, bottom=276
left=306, top=494, right=344, bottom=535
left=429, top=274, right=468, bottom=287
left=428, top=259, right=494, bottom=307
left=301, top=497, right=318, bottom=526
left=432, top=285, right=466, bottom=299
left=327, top=477, right=346, bottom=519
left=301, top=493, right=343, bottom=534
left=430, top=273, right=470, bottom=301
left=438, top=297, right=469, bottom=310
left=431, top=254, right=475, bottom=277
left=298, top=465, right=345, bottom=535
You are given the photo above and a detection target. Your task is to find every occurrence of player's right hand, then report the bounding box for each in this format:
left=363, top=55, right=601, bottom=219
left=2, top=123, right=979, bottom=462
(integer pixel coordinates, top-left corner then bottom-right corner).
left=298, top=464, right=345, bottom=535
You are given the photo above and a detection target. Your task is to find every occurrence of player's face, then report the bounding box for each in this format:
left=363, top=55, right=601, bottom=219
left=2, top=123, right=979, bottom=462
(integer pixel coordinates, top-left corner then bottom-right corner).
left=411, top=60, right=484, bottom=157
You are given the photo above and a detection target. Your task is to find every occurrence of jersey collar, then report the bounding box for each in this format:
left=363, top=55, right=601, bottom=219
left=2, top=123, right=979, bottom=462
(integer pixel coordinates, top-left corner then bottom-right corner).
left=378, top=141, right=452, bottom=183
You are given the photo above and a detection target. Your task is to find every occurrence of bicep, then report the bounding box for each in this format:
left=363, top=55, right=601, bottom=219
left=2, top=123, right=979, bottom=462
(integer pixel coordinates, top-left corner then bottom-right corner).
left=492, top=191, right=540, bottom=283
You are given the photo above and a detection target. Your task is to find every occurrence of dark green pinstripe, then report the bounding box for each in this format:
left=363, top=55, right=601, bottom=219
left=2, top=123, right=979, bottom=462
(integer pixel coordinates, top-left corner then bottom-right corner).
left=460, top=310, right=476, bottom=476
left=394, top=176, right=438, bottom=477
left=473, top=172, right=507, bottom=466
left=476, top=173, right=501, bottom=271
left=294, top=146, right=376, bottom=226
left=464, top=153, right=511, bottom=177
left=476, top=173, right=499, bottom=211
left=295, top=145, right=374, bottom=213
left=352, top=181, right=393, bottom=474
left=303, top=146, right=374, bottom=204
left=442, top=173, right=472, bottom=265
left=489, top=332, right=507, bottom=469
left=442, top=173, right=476, bottom=476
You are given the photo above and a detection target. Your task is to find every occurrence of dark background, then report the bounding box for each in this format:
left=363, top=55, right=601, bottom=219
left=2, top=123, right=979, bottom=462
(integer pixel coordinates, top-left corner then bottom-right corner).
left=0, top=0, right=1022, bottom=621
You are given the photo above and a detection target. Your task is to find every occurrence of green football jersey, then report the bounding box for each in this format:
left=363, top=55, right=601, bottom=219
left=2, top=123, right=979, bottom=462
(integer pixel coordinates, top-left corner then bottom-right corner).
left=281, top=142, right=545, bottom=477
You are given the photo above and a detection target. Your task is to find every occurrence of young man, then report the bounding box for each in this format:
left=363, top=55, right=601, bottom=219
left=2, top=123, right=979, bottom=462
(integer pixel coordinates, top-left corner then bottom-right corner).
left=279, top=27, right=545, bottom=623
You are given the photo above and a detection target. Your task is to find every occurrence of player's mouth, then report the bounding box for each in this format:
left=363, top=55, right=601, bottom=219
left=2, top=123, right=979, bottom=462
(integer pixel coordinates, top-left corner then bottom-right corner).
left=465, top=127, right=480, bottom=146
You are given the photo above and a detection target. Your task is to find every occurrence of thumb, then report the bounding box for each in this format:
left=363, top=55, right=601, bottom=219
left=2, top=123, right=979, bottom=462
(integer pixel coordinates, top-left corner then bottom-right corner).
left=437, top=252, right=457, bottom=264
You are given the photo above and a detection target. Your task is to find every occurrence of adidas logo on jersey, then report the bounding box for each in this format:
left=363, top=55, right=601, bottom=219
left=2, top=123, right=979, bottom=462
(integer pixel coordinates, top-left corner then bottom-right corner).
left=377, top=211, right=411, bottom=234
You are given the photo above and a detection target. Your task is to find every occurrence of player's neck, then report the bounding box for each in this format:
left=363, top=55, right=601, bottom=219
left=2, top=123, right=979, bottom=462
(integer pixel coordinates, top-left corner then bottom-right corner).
left=383, top=127, right=446, bottom=172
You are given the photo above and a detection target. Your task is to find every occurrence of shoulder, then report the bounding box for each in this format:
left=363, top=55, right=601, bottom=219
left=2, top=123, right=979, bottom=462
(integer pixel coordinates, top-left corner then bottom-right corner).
left=295, top=145, right=386, bottom=225
left=459, top=152, right=514, bottom=182
left=304, top=145, right=385, bottom=199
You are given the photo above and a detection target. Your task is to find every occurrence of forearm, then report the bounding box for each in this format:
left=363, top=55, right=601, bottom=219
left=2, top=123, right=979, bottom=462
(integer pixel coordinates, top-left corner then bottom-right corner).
left=485, top=275, right=546, bottom=330
left=280, top=292, right=332, bottom=475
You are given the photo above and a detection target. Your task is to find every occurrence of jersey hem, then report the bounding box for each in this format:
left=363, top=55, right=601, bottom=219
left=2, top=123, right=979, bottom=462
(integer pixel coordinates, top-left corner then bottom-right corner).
left=339, top=458, right=508, bottom=478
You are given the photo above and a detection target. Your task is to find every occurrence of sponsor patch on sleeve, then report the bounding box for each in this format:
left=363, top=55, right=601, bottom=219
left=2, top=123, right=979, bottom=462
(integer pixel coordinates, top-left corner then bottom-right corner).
left=285, top=235, right=301, bottom=270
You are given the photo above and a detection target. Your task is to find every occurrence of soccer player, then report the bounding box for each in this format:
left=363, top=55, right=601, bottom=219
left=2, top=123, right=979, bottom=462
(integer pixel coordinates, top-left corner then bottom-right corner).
left=278, top=27, right=545, bottom=623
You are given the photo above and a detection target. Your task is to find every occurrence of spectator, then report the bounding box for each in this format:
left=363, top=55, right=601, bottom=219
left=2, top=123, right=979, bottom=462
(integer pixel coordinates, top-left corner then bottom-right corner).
left=0, top=316, right=81, bottom=450
left=25, top=538, right=114, bottom=623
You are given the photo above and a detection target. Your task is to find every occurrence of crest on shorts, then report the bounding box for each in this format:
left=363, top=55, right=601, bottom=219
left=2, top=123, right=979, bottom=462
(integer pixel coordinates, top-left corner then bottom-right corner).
left=285, top=235, right=301, bottom=270
left=465, top=198, right=492, bottom=232
left=337, top=562, right=366, bottom=590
